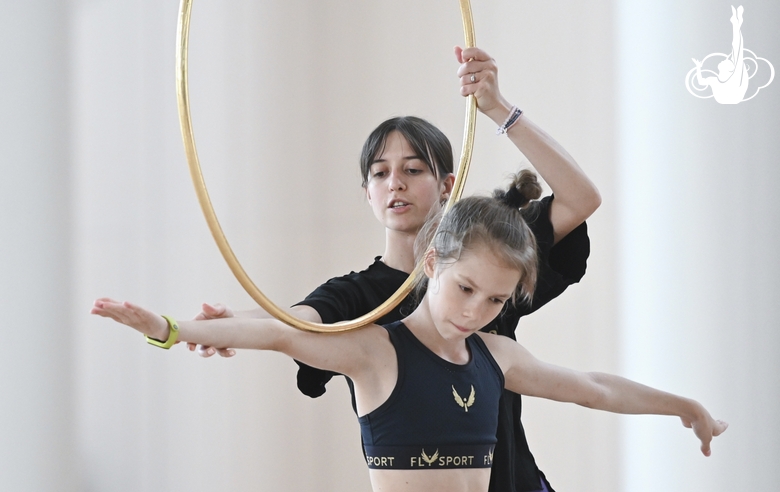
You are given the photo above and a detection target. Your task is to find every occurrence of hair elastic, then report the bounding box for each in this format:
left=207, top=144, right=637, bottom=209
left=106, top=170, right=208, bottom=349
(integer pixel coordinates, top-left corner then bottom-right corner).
left=503, top=186, right=528, bottom=208
left=496, top=106, right=523, bottom=135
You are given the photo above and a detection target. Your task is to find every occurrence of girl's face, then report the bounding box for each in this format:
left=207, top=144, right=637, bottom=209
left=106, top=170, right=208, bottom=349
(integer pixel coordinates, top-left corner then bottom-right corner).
left=365, top=132, right=454, bottom=236
left=424, top=244, right=521, bottom=341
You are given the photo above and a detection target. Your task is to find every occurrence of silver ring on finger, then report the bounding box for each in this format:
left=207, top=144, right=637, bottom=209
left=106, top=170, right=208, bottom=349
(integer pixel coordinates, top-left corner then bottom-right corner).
left=470, top=74, right=476, bottom=83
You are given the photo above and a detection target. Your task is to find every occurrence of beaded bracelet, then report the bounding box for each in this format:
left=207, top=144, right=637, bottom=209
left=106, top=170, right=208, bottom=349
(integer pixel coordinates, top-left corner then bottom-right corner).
left=496, top=106, right=523, bottom=135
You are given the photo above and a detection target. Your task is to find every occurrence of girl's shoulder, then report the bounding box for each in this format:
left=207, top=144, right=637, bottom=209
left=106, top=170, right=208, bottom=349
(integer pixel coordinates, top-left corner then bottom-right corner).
left=359, top=324, right=396, bottom=358
left=474, top=331, right=510, bottom=359
left=474, top=331, right=533, bottom=373
left=351, top=322, right=393, bottom=345
left=474, top=330, right=508, bottom=346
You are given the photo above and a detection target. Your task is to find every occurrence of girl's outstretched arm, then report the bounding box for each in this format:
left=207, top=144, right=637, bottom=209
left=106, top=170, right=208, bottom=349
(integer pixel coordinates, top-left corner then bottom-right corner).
left=455, top=46, right=601, bottom=244
left=188, top=302, right=323, bottom=358
left=90, top=298, right=390, bottom=381
left=480, top=333, right=728, bottom=456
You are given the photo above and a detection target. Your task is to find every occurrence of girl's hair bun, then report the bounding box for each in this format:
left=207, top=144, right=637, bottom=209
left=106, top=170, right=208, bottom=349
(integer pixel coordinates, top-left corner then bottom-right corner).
left=493, top=169, right=542, bottom=209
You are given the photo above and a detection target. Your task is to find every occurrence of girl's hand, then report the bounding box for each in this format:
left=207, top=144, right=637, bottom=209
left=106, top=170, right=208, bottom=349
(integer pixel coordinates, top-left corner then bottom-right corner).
left=681, top=405, right=729, bottom=456
left=91, top=298, right=169, bottom=342
left=454, top=46, right=511, bottom=123
left=188, top=303, right=236, bottom=358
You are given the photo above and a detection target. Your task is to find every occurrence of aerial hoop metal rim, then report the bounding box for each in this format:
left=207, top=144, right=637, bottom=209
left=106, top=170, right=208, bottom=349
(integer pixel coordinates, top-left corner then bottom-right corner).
left=175, top=0, right=477, bottom=332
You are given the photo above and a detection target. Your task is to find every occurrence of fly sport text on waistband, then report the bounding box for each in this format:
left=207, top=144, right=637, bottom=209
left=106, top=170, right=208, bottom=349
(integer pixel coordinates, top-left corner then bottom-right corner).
left=364, top=444, right=495, bottom=470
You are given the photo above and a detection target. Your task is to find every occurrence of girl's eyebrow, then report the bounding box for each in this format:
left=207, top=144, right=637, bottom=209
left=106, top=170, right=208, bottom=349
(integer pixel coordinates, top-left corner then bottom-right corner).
left=459, top=274, right=513, bottom=299
left=460, top=274, right=512, bottom=299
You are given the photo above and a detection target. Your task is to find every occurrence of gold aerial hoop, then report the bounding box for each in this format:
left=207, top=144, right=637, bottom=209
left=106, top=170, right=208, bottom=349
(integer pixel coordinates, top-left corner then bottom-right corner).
left=175, top=0, right=477, bottom=332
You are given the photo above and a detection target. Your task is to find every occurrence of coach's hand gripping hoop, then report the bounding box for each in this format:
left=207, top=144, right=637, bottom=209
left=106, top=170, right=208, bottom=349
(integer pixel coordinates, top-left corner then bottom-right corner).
left=175, top=0, right=477, bottom=332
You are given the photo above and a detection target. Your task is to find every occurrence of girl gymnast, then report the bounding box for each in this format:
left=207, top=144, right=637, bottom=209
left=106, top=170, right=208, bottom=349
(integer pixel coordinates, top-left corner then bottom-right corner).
left=186, top=46, right=600, bottom=492
left=91, top=172, right=726, bottom=492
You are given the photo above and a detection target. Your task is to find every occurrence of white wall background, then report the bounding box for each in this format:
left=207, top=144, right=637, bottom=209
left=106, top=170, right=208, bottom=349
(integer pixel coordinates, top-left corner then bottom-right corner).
left=1, top=1, right=777, bottom=491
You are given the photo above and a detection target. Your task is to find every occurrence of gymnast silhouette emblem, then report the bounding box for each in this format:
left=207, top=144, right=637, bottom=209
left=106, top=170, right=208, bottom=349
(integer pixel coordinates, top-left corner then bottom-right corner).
left=685, top=5, right=774, bottom=104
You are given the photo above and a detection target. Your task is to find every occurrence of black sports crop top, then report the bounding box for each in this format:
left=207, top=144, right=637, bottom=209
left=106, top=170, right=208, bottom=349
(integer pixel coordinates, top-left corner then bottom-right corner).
left=359, top=321, right=505, bottom=470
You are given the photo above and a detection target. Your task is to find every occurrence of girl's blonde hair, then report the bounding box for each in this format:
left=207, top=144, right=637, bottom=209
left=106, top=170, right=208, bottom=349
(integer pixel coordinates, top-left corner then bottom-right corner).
left=415, top=170, right=542, bottom=304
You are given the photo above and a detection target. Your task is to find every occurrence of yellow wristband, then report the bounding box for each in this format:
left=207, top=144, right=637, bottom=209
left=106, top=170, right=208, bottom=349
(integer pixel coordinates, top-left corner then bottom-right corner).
left=146, top=315, right=179, bottom=349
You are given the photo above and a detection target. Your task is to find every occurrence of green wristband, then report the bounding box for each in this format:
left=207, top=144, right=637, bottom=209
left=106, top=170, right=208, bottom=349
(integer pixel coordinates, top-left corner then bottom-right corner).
left=146, top=315, right=179, bottom=349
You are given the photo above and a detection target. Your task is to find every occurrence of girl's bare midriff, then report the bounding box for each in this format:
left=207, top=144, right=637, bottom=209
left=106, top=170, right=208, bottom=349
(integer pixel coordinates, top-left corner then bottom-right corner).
left=369, top=468, right=491, bottom=492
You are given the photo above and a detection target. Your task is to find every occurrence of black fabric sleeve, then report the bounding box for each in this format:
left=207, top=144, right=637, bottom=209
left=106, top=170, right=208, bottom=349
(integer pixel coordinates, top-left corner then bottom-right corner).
left=296, top=277, right=369, bottom=325
left=293, top=362, right=336, bottom=399
left=519, top=195, right=590, bottom=315
left=292, top=277, right=365, bottom=398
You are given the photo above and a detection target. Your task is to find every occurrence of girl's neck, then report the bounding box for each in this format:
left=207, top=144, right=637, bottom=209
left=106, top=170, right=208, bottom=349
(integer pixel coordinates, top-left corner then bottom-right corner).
left=380, top=229, right=417, bottom=273
left=403, top=299, right=471, bottom=365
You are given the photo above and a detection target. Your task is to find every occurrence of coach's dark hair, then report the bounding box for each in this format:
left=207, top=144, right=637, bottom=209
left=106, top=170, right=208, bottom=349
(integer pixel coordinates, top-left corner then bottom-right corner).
left=360, top=116, right=454, bottom=187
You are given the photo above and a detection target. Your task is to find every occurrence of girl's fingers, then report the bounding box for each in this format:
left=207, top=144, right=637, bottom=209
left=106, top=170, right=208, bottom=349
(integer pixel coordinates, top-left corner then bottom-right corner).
left=713, top=420, right=729, bottom=436
left=91, top=298, right=161, bottom=333
left=91, top=308, right=122, bottom=324
left=695, top=426, right=713, bottom=456
left=693, top=418, right=728, bottom=456
left=94, top=298, right=126, bottom=313
left=94, top=297, right=118, bottom=305
left=92, top=299, right=109, bottom=310
left=91, top=300, right=122, bottom=317
left=701, top=442, right=712, bottom=457
left=122, top=300, right=144, bottom=313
